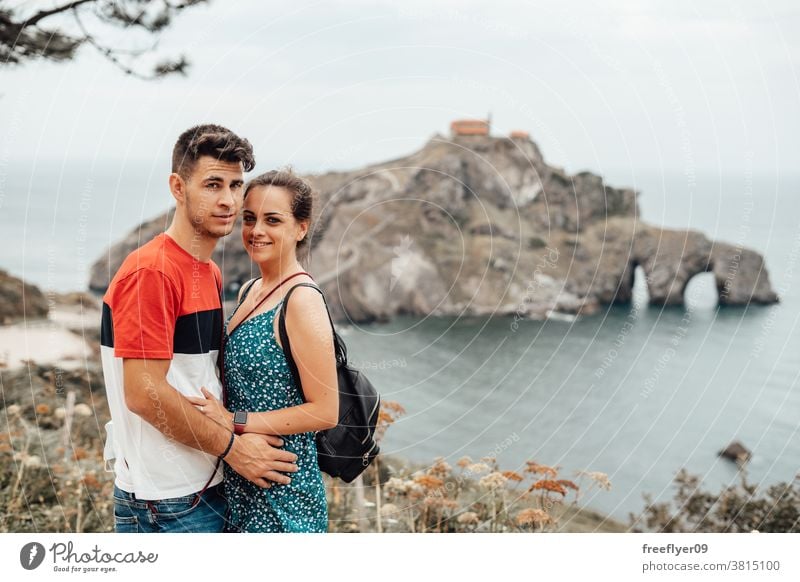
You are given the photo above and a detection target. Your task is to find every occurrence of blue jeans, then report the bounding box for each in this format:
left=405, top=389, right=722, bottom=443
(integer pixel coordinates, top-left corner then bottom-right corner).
left=113, top=484, right=228, bottom=533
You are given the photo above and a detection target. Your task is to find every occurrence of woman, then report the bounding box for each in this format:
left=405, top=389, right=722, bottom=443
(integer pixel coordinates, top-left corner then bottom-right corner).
left=188, top=169, right=338, bottom=532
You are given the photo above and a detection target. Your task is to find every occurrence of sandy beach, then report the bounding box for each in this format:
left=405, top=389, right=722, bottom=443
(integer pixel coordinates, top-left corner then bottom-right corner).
left=0, top=301, right=98, bottom=370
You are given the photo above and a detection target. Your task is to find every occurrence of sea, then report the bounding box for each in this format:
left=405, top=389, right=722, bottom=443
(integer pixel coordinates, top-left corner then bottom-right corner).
left=2, top=159, right=798, bottom=522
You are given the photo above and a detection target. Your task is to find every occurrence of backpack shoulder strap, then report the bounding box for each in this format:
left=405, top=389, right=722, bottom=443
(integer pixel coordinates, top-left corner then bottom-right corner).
left=278, top=283, right=342, bottom=401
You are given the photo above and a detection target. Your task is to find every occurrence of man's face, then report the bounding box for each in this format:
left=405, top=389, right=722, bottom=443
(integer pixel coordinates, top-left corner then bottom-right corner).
left=180, top=155, right=245, bottom=239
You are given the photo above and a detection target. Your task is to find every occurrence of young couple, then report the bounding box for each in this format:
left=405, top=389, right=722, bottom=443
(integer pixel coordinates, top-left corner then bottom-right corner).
left=100, top=124, right=338, bottom=533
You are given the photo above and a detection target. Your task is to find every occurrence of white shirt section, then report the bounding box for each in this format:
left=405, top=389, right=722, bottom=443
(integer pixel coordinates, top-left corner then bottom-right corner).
left=100, top=346, right=224, bottom=500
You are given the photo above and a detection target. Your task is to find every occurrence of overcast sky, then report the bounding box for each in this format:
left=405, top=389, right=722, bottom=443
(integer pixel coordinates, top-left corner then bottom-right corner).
left=2, top=0, right=798, bottom=182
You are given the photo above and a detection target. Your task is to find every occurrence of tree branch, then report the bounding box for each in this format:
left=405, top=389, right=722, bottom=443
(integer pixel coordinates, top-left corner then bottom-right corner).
left=22, top=0, right=97, bottom=28
left=1, top=0, right=203, bottom=78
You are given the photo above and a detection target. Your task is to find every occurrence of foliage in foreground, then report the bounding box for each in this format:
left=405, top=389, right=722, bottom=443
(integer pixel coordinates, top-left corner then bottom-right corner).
left=1, top=398, right=614, bottom=533
left=325, top=401, right=614, bottom=533
left=1, top=402, right=111, bottom=533
left=631, top=468, right=800, bottom=533
left=7, top=372, right=794, bottom=535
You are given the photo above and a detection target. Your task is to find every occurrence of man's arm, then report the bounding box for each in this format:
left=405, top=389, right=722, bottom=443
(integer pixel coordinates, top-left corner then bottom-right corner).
left=123, top=358, right=298, bottom=487
left=187, top=287, right=339, bottom=435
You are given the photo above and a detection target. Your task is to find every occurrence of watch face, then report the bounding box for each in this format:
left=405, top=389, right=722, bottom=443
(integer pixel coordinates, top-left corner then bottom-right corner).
left=234, top=411, right=247, bottom=425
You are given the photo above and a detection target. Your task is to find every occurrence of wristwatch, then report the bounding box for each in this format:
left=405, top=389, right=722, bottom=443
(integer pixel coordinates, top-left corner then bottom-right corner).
left=233, top=410, right=248, bottom=435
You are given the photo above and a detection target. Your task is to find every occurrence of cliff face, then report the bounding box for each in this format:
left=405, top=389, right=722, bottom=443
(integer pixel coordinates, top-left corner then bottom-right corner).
left=0, top=269, right=50, bottom=323
left=88, top=134, right=779, bottom=321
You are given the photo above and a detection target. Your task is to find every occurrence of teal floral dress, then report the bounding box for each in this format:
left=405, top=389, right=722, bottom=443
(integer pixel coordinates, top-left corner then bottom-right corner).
left=222, top=289, right=328, bottom=532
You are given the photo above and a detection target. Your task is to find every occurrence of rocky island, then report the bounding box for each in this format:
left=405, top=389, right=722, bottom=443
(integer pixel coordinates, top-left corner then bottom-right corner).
left=89, top=124, right=779, bottom=322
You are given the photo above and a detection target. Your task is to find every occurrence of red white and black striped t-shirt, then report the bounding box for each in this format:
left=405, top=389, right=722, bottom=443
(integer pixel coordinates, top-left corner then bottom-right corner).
left=100, top=233, right=224, bottom=500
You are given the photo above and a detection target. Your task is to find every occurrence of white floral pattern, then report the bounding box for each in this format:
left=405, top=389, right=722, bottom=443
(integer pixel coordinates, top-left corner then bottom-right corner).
left=222, top=297, right=328, bottom=533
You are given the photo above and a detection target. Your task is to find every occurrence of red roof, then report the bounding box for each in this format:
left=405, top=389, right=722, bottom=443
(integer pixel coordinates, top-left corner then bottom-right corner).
left=451, top=119, right=490, bottom=136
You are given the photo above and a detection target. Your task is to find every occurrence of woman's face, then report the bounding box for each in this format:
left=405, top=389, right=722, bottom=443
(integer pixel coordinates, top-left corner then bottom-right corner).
left=241, top=185, right=307, bottom=263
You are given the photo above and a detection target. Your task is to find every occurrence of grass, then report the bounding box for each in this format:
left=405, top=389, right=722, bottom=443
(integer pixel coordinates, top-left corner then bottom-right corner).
left=1, top=390, right=621, bottom=533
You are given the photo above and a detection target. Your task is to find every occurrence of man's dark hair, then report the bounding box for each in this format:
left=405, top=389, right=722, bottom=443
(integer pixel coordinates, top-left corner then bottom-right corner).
left=172, top=124, right=255, bottom=178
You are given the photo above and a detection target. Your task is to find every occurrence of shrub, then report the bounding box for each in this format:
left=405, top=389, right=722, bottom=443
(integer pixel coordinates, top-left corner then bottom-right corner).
left=630, top=468, right=800, bottom=533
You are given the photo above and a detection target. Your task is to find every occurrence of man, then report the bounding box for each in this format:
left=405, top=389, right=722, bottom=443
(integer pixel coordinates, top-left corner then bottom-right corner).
left=100, top=124, right=298, bottom=533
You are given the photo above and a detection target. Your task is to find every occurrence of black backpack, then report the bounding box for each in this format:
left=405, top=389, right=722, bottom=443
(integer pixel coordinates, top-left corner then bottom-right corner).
left=278, top=283, right=381, bottom=482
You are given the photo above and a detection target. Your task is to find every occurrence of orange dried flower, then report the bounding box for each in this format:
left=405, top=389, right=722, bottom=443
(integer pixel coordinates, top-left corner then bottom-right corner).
left=377, top=410, right=395, bottom=424
left=558, top=479, right=579, bottom=491
left=525, top=461, right=558, bottom=478
left=73, top=447, right=88, bottom=460
left=429, top=457, right=452, bottom=477
left=529, top=479, right=567, bottom=496
left=502, top=471, right=524, bottom=482
left=456, top=456, right=472, bottom=468
left=414, top=474, right=444, bottom=490
left=381, top=401, right=406, bottom=415
left=81, top=474, right=101, bottom=489
left=36, top=403, right=51, bottom=415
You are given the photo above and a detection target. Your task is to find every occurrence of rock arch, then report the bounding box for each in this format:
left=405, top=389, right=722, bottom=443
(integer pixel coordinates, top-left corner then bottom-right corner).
left=630, top=226, right=778, bottom=308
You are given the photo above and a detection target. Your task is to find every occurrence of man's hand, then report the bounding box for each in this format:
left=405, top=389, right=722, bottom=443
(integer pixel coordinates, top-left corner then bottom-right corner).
left=225, top=433, right=299, bottom=488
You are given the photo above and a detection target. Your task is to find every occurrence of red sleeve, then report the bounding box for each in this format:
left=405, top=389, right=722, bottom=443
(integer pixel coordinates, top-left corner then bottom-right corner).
left=111, top=268, right=180, bottom=359
left=211, top=262, right=223, bottom=295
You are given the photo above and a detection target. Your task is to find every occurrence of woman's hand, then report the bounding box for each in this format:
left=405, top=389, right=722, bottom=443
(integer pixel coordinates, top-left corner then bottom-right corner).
left=187, top=387, right=234, bottom=432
